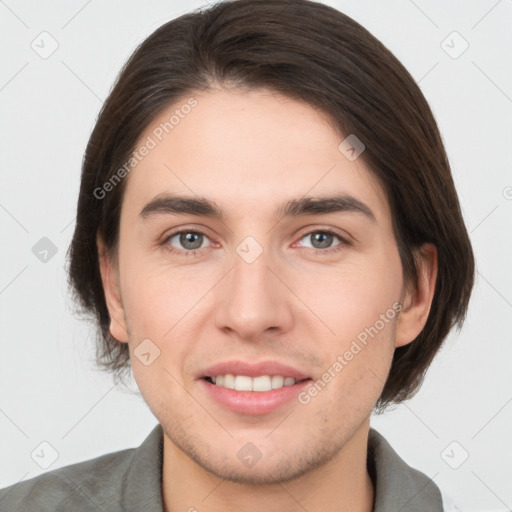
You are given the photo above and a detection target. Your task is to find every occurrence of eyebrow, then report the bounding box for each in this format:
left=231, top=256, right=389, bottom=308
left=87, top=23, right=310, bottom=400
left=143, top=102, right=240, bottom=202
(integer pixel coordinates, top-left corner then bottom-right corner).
left=139, top=193, right=376, bottom=222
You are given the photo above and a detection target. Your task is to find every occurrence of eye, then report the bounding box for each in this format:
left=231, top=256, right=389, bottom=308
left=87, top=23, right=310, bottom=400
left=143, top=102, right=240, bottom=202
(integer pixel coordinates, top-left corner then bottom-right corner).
left=296, top=229, right=349, bottom=254
left=164, top=230, right=212, bottom=256
left=162, top=227, right=350, bottom=258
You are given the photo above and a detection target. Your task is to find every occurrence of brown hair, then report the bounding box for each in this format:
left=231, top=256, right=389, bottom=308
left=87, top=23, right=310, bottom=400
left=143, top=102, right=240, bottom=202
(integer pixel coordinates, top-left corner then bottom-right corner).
left=67, top=0, right=474, bottom=410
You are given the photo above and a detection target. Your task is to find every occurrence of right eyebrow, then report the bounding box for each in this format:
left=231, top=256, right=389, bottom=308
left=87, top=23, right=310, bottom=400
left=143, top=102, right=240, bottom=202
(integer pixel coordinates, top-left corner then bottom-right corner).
left=140, top=194, right=225, bottom=220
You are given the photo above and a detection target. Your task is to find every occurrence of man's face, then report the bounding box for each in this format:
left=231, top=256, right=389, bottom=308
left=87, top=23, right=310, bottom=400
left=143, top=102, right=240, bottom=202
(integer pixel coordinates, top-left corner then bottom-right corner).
left=106, top=87, right=408, bottom=483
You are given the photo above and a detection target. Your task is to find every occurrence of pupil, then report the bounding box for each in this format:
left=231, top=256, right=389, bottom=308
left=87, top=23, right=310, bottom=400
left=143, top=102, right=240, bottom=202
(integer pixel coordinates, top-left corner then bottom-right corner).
left=313, top=232, right=332, bottom=249
left=181, top=232, right=202, bottom=250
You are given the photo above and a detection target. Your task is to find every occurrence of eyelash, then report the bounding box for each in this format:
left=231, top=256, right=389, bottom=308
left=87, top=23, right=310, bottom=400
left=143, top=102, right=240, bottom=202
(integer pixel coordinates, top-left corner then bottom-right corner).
left=161, top=228, right=351, bottom=258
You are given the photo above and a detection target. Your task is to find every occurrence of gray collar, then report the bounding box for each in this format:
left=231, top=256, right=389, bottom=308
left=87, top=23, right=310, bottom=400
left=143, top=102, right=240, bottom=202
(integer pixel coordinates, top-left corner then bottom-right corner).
left=123, top=424, right=443, bottom=511
left=367, top=428, right=443, bottom=511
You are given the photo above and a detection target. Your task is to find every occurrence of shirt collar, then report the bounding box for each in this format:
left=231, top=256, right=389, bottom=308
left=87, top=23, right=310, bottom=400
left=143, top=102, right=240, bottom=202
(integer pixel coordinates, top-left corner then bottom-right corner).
left=368, top=427, right=444, bottom=511
left=122, top=424, right=164, bottom=511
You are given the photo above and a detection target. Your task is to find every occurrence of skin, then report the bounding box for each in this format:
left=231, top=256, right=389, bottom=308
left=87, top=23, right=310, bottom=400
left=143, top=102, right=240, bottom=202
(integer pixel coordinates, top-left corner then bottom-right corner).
left=98, top=87, right=437, bottom=512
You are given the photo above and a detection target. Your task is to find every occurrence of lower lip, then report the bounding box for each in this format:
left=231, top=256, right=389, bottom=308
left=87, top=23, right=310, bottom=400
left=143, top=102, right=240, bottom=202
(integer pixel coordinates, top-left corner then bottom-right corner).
left=199, top=378, right=312, bottom=415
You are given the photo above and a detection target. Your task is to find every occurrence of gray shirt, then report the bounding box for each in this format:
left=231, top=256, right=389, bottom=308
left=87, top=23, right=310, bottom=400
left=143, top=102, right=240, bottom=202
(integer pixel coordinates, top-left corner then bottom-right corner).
left=0, top=425, right=443, bottom=511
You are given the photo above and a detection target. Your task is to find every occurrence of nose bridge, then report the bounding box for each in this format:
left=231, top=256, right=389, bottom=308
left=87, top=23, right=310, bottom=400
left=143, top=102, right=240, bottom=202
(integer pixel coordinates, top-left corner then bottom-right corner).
left=215, top=235, right=292, bottom=338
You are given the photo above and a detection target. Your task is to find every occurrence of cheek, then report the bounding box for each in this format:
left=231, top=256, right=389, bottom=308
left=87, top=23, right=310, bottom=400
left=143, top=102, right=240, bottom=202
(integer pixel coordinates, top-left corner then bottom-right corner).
left=306, top=307, right=397, bottom=428
left=119, top=249, right=196, bottom=336
left=299, top=256, right=402, bottom=339
left=295, top=252, right=402, bottom=398
left=118, top=253, right=210, bottom=389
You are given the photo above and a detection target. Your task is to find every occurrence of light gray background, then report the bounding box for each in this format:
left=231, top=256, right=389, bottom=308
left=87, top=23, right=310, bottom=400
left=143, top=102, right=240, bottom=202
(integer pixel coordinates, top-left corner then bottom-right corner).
left=1, top=1, right=511, bottom=511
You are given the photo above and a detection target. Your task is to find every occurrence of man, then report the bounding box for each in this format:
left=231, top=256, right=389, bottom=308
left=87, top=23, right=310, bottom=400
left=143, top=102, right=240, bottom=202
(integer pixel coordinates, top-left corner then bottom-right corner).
left=0, top=1, right=474, bottom=510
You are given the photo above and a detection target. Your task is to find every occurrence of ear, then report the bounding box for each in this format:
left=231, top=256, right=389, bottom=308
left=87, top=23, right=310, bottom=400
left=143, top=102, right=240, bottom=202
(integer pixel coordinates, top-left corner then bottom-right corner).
left=395, top=243, right=438, bottom=347
left=97, top=234, right=129, bottom=343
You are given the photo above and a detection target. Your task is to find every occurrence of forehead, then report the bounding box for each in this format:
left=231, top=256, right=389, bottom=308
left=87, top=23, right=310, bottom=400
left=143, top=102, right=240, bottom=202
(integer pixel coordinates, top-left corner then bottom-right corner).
left=123, top=88, right=389, bottom=223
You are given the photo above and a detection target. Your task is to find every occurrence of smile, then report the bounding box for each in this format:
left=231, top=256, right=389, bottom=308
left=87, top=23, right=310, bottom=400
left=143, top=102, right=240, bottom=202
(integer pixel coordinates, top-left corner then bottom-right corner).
left=201, top=376, right=312, bottom=415
left=205, top=374, right=308, bottom=391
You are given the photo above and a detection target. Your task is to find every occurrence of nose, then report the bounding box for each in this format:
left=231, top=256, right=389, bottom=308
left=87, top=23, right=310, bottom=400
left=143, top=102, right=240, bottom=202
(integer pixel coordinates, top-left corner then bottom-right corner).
left=214, top=242, right=294, bottom=341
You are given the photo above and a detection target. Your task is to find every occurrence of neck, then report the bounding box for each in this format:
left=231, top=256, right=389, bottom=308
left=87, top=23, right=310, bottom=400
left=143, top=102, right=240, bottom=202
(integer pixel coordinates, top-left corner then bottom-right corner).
left=161, top=418, right=374, bottom=512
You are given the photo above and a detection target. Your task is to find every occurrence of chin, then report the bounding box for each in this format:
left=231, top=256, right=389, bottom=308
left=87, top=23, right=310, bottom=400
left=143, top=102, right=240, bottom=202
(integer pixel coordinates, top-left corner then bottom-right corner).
left=183, top=433, right=343, bottom=486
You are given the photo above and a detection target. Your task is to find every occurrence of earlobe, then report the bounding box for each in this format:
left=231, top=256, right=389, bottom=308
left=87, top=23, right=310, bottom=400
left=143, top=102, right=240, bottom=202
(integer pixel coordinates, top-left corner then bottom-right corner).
left=395, top=243, right=438, bottom=347
left=97, top=235, right=129, bottom=343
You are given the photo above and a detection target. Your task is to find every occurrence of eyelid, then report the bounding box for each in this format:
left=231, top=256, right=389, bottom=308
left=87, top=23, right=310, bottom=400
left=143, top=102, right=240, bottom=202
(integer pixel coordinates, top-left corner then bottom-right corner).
left=293, top=225, right=353, bottom=244
left=161, top=223, right=214, bottom=241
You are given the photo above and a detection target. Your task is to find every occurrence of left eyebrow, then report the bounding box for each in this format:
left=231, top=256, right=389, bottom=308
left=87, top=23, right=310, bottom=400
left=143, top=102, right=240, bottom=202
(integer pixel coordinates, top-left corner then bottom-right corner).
left=139, top=193, right=376, bottom=222
left=277, top=195, right=376, bottom=222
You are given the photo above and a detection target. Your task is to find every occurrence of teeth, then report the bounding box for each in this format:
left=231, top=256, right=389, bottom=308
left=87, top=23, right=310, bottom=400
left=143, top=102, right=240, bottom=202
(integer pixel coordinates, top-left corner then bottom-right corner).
left=235, top=375, right=252, bottom=391
left=271, top=375, right=284, bottom=389
left=253, top=376, right=272, bottom=392
left=224, top=374, right=235, bottom=389
left=209, top=374, right=298, bottom=391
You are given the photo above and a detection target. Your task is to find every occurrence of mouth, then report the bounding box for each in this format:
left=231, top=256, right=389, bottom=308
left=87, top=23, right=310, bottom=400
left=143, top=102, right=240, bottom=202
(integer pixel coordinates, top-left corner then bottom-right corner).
left=203, top=374, right=310, bottom=391
left=198, top=361, right=313, bottom=415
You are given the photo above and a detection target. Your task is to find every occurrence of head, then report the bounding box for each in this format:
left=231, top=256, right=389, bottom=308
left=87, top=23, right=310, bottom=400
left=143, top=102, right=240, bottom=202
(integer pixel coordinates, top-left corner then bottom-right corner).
left=68, top=0, right=474, bottom=484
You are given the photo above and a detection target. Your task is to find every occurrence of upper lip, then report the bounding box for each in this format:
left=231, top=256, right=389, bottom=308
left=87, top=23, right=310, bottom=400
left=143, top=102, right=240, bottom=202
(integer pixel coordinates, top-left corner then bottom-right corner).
left=200, top=360, right=311, bottom=380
